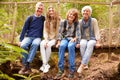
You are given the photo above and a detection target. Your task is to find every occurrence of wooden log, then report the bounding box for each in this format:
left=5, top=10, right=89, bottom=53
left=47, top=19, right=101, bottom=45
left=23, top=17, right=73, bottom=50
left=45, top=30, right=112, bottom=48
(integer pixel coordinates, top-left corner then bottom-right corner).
left=4, top=43, right=120, bottom=54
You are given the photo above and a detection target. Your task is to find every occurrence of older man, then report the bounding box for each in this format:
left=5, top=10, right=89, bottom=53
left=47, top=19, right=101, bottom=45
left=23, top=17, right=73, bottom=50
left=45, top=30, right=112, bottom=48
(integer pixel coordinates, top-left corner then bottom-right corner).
left=19, top=2, right=45, bottom=74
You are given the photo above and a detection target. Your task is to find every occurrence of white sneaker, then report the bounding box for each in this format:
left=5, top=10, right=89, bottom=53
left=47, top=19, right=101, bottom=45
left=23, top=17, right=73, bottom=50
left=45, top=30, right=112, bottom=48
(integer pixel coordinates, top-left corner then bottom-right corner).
left=39, top=65, right=45, bottom=71
left=43, top=64, right=50, bottom=73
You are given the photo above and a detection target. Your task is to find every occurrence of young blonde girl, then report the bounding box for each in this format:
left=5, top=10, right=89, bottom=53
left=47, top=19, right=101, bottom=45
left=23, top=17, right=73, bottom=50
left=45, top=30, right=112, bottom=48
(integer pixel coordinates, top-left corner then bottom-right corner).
left=40, top=6, right=60, bottom=73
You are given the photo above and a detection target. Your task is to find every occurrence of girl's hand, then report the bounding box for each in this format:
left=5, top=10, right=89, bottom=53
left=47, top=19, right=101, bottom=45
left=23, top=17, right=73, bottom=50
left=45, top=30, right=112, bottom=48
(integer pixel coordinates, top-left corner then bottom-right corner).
left=56, top=40, right=60, bottom=48
left=76, top=44, right=80, bottom=48
left=18, top=42, right=21, bottom=47
left=95, top=40, right=101, bottom=48
left=44, top=42, right=48, bottom=48
left=70, top=38, right=76, bottom=42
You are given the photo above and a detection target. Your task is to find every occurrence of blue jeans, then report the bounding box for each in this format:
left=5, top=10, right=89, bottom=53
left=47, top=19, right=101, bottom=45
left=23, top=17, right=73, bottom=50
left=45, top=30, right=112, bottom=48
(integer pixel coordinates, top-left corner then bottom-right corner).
left=80, top=39, right=96, bottom=65
left=58, top=38, right=76, bottom=72
left=20, top=37, right=41, bottom=65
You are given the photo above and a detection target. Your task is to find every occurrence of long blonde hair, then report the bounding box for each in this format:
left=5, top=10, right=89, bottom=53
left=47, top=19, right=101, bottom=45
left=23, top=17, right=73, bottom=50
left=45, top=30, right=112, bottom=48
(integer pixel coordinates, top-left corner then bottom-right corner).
left=45, top=6, right=59, bottom=34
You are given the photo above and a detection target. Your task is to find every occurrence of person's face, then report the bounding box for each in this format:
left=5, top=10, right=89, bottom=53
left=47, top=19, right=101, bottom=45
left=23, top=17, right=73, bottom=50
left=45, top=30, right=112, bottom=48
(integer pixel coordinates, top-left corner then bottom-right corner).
left=68, top=12, right=75, bottom=23
left=82, top=8, right=90, bottom=19
left=35, top=5, right=44, bottom=16
left=48, top=7, right=54, bottom=17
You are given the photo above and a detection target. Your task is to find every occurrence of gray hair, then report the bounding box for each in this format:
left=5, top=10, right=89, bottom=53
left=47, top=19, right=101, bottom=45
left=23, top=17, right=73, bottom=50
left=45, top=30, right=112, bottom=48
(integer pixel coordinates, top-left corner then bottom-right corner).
left=81, top=6, right=92, bottom=16
left=36, top=2, right=44, bottom=8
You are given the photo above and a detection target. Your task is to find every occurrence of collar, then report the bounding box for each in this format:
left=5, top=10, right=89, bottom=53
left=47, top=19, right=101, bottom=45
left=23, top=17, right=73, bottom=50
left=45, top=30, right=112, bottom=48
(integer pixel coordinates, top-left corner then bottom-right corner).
left=34, top=14, right=42, bottom=17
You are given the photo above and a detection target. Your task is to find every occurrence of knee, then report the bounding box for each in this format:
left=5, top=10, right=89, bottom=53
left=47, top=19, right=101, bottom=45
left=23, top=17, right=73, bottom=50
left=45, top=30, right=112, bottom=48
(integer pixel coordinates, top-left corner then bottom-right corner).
left=88, top=42, right=96, bottom=47
left=68, top=43, right=75, bottom=49
left=20, top=44, right=28, bottom=49
left=80, top=40, right=87, bottom=46
left=59, top=44, right=66, bottom=48
left=32, top=43, right=40, bottom=47
left=80, top=42, right=86, bottom=46
left=40, top=41, right=45, bottom=47
left=32, top=41, right=40, bottom=46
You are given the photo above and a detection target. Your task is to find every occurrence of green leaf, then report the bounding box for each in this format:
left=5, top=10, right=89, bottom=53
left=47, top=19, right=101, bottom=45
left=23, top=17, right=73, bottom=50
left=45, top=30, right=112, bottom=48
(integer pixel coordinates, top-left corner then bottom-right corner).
left=0, top=73, right=15, bottom=80
left=13, top=74, right=27, bottom=79
left=1, top=43, right=28, bottom=53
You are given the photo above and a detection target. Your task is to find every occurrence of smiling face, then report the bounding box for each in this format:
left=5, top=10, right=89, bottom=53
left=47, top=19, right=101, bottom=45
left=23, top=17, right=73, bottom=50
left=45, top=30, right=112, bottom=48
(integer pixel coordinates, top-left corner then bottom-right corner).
left=82, top=8, right=91, bottom=20
left=81, top=6, right=92, bottom=21
left=68, top=12, right=75, bottom=23
left=66, top=8, right=78, bottom=24
left=35, top=2, right=44, bottom=16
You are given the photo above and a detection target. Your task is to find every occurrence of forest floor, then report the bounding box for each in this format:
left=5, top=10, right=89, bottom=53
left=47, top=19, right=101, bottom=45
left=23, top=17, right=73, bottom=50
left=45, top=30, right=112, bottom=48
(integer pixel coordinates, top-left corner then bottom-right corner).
left=11, top=51, right=120, bottom=80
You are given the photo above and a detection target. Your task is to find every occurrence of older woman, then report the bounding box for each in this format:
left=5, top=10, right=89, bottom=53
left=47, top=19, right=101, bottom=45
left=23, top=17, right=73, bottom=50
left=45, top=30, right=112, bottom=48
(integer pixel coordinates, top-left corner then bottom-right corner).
left=77, top=6, right=100, bottom=74
left=40, top=6, right=60, bottom=73
left=56, top=8, right=80, bottom=78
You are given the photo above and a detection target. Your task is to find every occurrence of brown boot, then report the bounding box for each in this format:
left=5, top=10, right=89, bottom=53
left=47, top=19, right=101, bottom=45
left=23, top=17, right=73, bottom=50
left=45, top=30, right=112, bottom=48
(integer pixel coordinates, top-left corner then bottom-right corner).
left=84, top=65, right=88, bottom=70
left=77, top=64, right=84, bottom=74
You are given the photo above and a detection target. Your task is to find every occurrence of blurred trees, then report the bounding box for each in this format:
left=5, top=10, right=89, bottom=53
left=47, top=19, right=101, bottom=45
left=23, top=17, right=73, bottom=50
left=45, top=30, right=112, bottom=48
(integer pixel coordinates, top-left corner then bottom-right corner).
left=0, top=0, right=119, bottom=43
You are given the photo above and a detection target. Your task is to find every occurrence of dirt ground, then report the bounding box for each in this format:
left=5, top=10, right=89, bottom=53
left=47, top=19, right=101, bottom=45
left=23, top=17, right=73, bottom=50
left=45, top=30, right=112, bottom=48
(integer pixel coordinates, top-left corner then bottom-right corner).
left=12, top=51, right=119, bottom=80
left=38, top=52, right=120, bottom=80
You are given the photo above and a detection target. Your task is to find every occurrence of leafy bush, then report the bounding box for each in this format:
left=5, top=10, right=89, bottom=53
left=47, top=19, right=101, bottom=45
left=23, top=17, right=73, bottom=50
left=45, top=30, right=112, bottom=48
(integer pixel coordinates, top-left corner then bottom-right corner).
left=0, top=43, right=28, bottom=65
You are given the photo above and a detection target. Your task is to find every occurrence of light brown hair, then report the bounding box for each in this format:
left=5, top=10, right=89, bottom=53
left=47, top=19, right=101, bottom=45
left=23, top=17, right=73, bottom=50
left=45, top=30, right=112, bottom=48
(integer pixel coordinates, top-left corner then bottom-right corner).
left=45, top=6, right=59, bottom=34
left=66, top=8, right=79, bottom=22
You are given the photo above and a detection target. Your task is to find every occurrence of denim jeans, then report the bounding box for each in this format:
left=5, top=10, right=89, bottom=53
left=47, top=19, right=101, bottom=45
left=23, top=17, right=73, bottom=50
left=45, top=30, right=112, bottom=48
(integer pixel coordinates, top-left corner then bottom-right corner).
left=80, top=39, right=96, bottom=65
left=20, top=37, right=41, bottom=65
left=58, top=38, right=76, bottom=72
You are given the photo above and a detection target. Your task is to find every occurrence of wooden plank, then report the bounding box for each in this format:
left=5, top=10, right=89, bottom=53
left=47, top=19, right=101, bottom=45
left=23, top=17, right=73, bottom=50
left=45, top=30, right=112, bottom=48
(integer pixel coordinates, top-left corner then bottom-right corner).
left=6, top=43, right=120, bottom=52
left=0, top=1, right=120, bottom=5
left=0, top=1, right=113, bottom=5
left=108, top=3, right=113, bottom=60
left=112, top=1, right=120, bottom=5
left=11, top=2, right=17, bottom=44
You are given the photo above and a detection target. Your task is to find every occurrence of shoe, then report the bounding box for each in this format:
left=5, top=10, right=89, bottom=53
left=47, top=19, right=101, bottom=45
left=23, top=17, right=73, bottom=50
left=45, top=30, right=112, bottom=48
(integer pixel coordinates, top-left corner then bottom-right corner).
left=68, top=72, right=74, bottom=78
left=43, top=64, right=50, bottom=73
left=56, top=69, right=64, bottom=78
left=77, top=64, right=84, bottom=74
left=40, top=65, right=44, bottom=71
left=18, top=66, right=27, bottom=74
left=84, top=65, right=88, bottom=70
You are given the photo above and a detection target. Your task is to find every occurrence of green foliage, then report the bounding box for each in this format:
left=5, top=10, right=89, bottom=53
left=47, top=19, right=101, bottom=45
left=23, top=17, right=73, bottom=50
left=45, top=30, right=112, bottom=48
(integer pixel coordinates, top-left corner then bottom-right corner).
left=0, top=43, right=28, bottom=65
left=60, top=3, right=73, bottom=19
left=0, top=8, right=9, bottom=27
left=112, top=6, right=120, bottom=28
left=0, top=71, right=15, bottom=80
left=13, top=73, right=40, bottom=80
left=0, top=4, right=14, bottom=42
left=2, top=43, right=27, bottom=53
left=90, top=5, right=109, bottom=29
left=17, top=3, right=35, bottom=33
